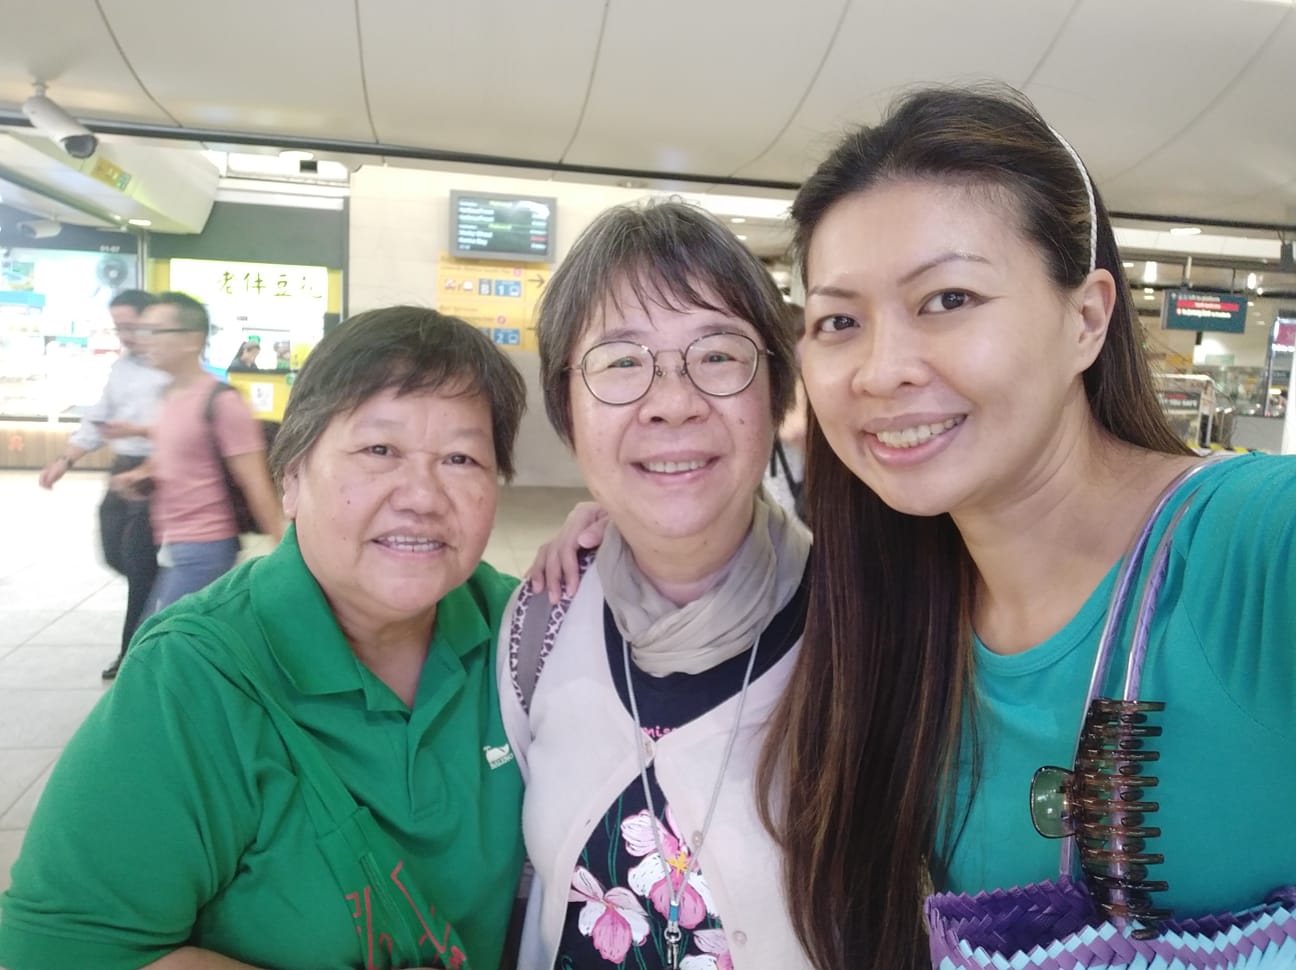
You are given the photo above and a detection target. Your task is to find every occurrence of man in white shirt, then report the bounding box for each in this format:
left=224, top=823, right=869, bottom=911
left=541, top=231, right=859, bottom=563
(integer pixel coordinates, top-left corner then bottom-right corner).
left=39, top=290, right=171, bottom=679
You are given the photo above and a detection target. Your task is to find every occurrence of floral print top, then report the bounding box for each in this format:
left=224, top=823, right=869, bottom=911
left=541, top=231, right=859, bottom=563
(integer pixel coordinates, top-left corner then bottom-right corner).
left=554, top=585, right=807, bottom=969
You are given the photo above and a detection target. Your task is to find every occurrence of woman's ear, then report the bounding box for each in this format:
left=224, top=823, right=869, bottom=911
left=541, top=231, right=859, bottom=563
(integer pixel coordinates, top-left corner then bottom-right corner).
left=280, top=461, right=300, bottom=519
left=1073, top=268, right=1117, bottom=371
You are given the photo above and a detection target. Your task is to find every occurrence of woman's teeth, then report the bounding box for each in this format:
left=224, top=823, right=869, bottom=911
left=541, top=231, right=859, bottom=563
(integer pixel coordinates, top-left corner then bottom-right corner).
left=643, top=459, right=708, bottom=474
left=875, top=417, right=963, bottom=449
left=377, top=536, right=444, bottom=551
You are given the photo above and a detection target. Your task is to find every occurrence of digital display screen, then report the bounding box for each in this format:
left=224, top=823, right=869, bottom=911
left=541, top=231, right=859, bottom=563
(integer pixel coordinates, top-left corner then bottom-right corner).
left=451, top=191, right=556, bottom=263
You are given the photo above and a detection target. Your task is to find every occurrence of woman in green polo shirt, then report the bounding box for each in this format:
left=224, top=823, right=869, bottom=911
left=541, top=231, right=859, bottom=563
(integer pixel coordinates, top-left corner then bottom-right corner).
left=0, top=307, right=528, bottom=970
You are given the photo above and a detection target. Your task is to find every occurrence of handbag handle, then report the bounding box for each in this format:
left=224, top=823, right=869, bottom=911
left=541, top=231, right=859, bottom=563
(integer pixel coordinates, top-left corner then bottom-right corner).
left=1058, top=459, right=1217, bottom=880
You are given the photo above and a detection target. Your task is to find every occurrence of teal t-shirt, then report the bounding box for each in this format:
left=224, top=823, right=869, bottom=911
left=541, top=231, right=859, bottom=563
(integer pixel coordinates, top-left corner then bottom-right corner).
left=940, top=454, right=1296, bottom=917
left=0, top=528, right=524, bottom=970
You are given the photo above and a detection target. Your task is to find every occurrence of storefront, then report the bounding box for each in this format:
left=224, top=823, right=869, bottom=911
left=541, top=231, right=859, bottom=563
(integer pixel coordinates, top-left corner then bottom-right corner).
left=0, top=215, right=140, bottom=469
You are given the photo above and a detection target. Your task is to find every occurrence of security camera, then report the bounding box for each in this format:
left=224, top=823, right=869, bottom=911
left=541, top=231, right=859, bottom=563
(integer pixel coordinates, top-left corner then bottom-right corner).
left=21, top=84, right=98, bottom=160
left=18, top=220, right=62, bottom=240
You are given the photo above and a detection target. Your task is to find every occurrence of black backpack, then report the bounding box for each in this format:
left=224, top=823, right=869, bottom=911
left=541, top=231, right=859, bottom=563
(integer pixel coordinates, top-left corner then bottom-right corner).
left=203, top=383, right=279, bottom=535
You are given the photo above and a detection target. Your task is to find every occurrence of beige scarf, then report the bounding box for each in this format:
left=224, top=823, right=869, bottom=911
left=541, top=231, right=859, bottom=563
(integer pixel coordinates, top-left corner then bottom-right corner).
left=596, top=489, right=811, bottom=677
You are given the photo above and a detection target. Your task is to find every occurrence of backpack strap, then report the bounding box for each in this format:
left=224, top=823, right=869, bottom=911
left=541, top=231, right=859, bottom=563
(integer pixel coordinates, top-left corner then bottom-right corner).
left=508, top=547, right=596, bottom=714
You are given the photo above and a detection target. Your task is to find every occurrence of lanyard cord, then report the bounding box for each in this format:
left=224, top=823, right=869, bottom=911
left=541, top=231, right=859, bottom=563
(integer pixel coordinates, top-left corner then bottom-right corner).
left=623, top=634, right=762, bottom=964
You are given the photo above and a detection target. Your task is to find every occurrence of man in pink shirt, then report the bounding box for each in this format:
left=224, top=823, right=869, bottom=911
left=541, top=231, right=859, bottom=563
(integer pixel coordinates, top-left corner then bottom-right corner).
left=112, top=292, right=283, bottom=619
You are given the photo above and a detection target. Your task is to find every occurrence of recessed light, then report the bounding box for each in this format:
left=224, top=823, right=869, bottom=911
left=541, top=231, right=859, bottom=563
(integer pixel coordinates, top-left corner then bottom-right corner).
left=1142, top=261, right=1158, bottom=283
left=735, top=234, right=748, bottom=241
left=1257, top=287, right=1265, bottom=295
left=1144, top=294, right=1155, bottom=301
left=1143, top=287, right=1155, bottom=295
left=730, top=217, right=746, bottom=224
left=127, top=218, right=152, bottom=227
left=1169, top=226, right=1201, bottom=236
left=1247, top=272, right=1258, bottom=289
left=1122, top=262, right=1134, bottom=269
left=279, top=149, right=315, bottom=161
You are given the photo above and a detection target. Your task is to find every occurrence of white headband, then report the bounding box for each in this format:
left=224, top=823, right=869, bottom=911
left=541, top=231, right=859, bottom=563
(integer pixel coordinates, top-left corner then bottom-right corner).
left=1047, top=125, right=1098, bottom=275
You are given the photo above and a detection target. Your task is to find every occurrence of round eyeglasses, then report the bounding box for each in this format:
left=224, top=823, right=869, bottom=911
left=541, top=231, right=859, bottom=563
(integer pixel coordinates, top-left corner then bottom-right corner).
left=571, top=331, right=771, bottom=406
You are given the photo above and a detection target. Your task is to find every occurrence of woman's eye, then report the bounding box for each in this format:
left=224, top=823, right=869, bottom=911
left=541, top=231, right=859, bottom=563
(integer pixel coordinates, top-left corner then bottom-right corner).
left=446, top=453, right=479, bottom=467
left=364, top=444, right=391, bottom=457
left=815, top=314, right=857, bottom=334
left=921, top=291, right=971, bottom=313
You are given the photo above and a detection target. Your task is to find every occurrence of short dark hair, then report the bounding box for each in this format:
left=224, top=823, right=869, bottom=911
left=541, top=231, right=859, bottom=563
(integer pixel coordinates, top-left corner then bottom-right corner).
left=154, top=291, right=210, bottom=337
left=535, top=199, right=797, bottom=445
left=268, top=306, right=527, bottom=483
left=109, top=289, right=155, bottom=312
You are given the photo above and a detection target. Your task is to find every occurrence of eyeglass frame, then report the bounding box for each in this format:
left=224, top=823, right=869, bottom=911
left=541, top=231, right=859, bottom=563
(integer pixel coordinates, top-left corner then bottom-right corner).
left=135, top=327, right=202, bottom=337
left=567, top=330, right=774, bottom=406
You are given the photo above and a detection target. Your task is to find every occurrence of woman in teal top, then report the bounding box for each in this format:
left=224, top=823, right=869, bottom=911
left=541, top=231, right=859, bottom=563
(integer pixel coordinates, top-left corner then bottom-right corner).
left=0, top=307, right=529, bottom=970
left=758, top=86, right=1296, bottom=969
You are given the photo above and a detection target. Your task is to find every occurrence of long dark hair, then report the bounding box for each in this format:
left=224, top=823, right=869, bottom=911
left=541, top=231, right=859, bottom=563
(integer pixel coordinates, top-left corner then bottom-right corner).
left=757, top=85, right=1189, bottom=970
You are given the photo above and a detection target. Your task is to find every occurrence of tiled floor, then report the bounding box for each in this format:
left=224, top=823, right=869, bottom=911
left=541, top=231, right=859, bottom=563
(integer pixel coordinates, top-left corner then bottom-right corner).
left=0, top=468, right=587, bottom=894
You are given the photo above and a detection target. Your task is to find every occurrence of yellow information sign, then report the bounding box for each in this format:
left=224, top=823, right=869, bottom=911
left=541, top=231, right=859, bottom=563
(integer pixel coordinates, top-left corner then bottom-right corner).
left=435, top=255, right=549, bottom=352
left=91, top=157, right=132, bottom=192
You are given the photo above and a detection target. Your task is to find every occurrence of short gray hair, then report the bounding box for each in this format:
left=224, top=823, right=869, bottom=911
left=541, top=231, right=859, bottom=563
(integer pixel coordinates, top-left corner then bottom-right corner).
left=536, top=199, right=797, bottom=444
left=268, top=306, right=527, bottom=482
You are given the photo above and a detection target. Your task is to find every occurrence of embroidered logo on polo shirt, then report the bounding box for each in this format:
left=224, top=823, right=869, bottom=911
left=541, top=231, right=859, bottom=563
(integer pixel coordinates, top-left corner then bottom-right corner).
left=483, top=743, right=514, bottom=770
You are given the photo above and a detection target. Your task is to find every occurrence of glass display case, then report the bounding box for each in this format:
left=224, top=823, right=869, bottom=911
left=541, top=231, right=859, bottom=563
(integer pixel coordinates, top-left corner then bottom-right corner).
left=0, top=247, right=137, bottom=424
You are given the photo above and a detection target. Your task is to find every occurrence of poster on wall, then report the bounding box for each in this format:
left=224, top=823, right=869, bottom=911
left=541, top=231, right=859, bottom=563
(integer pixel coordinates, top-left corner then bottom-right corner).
left=168, top=258, right=329, bottom=371
left=435, top=255, right=549, bottom=352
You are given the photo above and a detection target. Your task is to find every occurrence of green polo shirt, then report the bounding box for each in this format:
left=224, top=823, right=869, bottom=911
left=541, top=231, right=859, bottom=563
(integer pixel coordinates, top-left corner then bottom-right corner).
left=0, top=528, right=523, bottom=970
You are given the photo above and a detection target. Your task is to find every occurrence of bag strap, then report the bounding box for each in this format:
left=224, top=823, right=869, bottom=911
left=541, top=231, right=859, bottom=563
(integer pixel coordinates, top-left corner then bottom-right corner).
left=165, top=613, right=359, bottom=819
left=203, top=383, right=245, bottom=512
left=510, top=548, right=596, bottom=713
left=1057, top=459, right=1220, bottom=880
left=162, top=614, right=467, bottom=963
left=1073, top=460, right=1219, bottom=740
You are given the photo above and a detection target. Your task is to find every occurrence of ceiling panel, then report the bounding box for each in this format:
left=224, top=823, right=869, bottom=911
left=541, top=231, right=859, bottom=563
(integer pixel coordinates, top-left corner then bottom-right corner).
left=0, top=0, right=169, bottom=121
left=562, top=0, right=846, bottom=175
left=1098, top=4, right=1296, bottom=221
left=732, top=0, right=1075, bottom=183
left=1025, top=0, right=1287, bottom=184
left=361, top=0, right=603, bottom=158
left=96, top=0, right=372, bottom=140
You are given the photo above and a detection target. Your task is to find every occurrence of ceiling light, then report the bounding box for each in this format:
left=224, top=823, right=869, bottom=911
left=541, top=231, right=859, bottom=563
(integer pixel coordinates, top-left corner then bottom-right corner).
left=1257, top=287, right=1265, bottom=295
left=1169, top=226, right=1201, bottom=236
left=1122, top=262, right=1134, bottom=269
left=127, top=218, right=151, bottom=227
left=1144, top=294, right=1155, bottom=301
left=279, top=150, right=315, bottom=162
left=1142, top=261, right=1158, bottom=284
left=1247, top=272, right=1258, bottom=289
left=1143, top=287, right=1155, bottom=295
left=730, top=217, right=746, bottom=224
left=735, top=234, right=748, bottom=241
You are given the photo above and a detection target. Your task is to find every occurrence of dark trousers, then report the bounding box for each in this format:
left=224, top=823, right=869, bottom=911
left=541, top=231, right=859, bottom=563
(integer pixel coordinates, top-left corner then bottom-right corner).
left=101, top=455, right=159, bottom=656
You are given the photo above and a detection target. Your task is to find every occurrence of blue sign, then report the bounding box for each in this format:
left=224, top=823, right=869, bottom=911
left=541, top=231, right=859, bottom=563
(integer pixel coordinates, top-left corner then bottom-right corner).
left=492, top=328, right=521, bottom=346
left=493, top=280, right=522, bottom=298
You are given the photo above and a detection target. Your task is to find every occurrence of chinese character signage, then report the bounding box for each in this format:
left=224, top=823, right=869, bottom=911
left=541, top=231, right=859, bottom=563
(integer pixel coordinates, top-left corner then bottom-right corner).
left=168, top=259, right=329, bottom=372
left=435, top=255, right=549, bottom=352
left=169, top=259, right=328, bottom=305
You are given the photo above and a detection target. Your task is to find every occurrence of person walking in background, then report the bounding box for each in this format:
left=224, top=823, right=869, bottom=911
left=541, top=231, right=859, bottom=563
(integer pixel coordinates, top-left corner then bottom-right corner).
left=226, top=340, right=262, bottom=373
left=112, top=292, right=283, bottom=619
left=38, top=289, right=170, bottom=680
